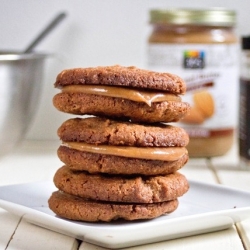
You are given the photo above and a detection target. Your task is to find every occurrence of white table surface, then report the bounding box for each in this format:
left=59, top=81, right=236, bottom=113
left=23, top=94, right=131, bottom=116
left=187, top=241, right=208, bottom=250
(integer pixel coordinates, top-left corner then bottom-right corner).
left=0, top=140, right=250, bottom=250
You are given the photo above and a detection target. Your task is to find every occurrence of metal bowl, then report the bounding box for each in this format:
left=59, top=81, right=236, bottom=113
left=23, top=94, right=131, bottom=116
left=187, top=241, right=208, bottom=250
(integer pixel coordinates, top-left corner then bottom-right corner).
left=0, top=51, right=47, bottom=157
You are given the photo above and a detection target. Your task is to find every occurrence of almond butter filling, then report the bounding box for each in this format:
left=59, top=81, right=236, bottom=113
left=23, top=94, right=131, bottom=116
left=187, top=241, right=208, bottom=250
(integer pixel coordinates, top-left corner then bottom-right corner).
left=62, top=142, right=187, bottom=161
left=61, top=85, right=181, bottom=106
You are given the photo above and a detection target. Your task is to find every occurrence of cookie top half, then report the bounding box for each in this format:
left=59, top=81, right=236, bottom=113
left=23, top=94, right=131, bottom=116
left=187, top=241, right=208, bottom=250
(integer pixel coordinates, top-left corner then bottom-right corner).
left=54, top=65, right=186, bottom=94
left=58, top=117, right=189, bottom=147
left=53, top=166, right=189, bottom=203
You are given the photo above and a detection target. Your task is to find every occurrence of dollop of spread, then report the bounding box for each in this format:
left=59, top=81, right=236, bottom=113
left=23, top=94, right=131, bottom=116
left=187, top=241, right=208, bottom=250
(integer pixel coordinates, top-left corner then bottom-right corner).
left=62, top=142, right=187, bottom=161
left=61, top=85, right=181, bottom=106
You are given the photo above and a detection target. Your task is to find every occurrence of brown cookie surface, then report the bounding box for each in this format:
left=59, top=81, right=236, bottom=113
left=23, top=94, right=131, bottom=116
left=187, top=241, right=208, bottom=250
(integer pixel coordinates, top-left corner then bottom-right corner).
left=48, top=191, right=179, bottom=222
left=57, top=117, right=189, bottom=147
left=53, top=166, right=189, bottom=203
left=53, top=93, right=190, bottom=123
left=57, top=146, right=188, bottom=175
left=54, top=65, right=186, bottom=94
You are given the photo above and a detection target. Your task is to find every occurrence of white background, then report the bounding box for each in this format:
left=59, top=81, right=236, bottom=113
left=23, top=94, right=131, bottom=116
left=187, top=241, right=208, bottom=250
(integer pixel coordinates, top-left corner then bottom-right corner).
left=1, top=0, right=250, bottom=140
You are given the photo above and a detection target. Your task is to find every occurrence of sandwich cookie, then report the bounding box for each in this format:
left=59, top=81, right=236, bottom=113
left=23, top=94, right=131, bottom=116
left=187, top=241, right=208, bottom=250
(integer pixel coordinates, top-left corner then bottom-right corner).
left=53, top=65, right=190, bottom=123
left=57, top=117, right=189, bottom=175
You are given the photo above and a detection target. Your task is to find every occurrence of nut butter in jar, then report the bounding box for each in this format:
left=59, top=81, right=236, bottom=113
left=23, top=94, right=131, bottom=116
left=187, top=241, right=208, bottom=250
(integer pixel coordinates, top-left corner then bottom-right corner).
left=147, top=9, right=239, bottom=157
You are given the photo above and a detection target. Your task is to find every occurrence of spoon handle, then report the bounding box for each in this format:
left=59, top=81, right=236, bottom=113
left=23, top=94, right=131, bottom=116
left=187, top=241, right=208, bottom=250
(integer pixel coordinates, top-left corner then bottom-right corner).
left=24, top=12, right=67, bottom=53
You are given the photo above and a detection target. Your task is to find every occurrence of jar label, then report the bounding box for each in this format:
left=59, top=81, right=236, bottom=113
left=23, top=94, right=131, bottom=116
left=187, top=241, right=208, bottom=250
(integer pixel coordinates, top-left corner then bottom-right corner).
left=147, top=43, right=239, bottom=138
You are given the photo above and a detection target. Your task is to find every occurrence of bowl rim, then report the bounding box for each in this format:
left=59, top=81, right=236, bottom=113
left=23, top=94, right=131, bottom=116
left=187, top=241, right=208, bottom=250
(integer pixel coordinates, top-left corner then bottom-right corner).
left=0, top=51, right=48, bottom=61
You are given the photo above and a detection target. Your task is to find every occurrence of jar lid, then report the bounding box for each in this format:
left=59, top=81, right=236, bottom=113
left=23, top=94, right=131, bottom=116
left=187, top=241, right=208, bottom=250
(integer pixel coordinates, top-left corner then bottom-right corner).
left=150, top=8, right=236, bottom=26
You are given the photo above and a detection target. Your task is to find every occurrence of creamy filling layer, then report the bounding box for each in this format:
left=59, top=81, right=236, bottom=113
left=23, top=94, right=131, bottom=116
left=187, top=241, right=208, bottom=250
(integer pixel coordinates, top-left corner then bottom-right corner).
left=62, top=142, right=187, bottom=161
left=61, top=85, right=181, bottom=106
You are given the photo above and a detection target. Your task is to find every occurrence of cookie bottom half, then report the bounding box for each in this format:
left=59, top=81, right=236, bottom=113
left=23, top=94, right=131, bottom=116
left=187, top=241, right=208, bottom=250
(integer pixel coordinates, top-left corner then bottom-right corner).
left=48, top=191, right=179, bottom=222
left=57, top=146, right=189, bottom=175
left=53, top=93, right=190, bottom=123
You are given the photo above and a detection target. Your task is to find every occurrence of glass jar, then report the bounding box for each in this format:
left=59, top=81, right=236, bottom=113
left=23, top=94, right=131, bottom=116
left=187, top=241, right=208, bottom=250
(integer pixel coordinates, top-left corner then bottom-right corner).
left=147, top=9, right=239, bottom=158
left=239, top=36, right=250, bottom=169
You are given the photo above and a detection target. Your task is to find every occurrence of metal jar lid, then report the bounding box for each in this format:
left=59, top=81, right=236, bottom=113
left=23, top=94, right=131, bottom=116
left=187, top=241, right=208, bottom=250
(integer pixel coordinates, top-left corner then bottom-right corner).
left=150, top=8, right=236, bottom=26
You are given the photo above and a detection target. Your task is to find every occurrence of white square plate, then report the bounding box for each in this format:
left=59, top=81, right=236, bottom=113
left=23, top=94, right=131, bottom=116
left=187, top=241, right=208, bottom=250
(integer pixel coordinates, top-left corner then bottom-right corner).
left=0, top=180, right=250, bottom=249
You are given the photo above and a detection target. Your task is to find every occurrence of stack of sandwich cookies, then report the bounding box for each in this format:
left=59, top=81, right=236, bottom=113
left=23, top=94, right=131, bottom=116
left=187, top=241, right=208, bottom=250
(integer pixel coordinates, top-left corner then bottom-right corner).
left=49, top=65, right=190, bottom=222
